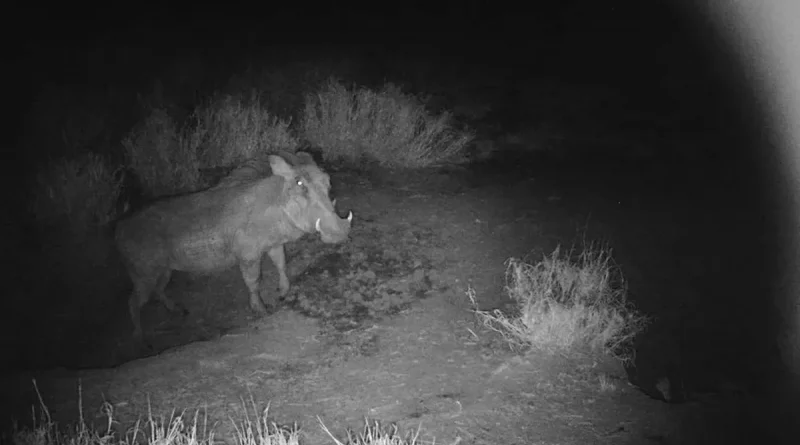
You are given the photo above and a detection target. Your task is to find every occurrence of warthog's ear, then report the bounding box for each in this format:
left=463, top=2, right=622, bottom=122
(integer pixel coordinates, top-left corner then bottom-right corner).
left=268, top=155, right=296, bottom=180
left=294, top=151, right=316, bottom=165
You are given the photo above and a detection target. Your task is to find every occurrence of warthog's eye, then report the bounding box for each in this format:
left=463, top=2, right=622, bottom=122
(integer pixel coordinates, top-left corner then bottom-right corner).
left=294, top=177, right=309, bottom=196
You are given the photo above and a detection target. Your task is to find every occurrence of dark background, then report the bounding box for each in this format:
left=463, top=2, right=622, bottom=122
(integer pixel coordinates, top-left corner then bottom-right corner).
left=3, top=0, right=790, bottom=405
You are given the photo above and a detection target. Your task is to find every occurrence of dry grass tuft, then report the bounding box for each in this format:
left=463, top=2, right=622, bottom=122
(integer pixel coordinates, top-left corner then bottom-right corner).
left=318, top=418, right=424, bottom=445
left=469, top=244, right=649, bottom=364
left=230, top=397, right=300, bottom=445
left=8, top=383, right=431, bottom=445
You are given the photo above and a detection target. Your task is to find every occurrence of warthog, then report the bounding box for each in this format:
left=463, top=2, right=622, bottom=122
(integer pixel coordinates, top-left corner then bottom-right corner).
left=114, top=151, right=353, bottom=340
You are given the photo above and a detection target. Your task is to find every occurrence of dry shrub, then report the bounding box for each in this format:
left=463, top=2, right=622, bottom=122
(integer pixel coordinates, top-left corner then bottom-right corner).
left=29, top=154, right=124, bottom=314
left=190, top=91, right=299, bottom=170
left=32, top=153, right=123, bottom=235
left=121, top=107, right=201, bottom=198
left=470, top=244, right=649, bottom=363
left=302, top=78, right=474, bottom=168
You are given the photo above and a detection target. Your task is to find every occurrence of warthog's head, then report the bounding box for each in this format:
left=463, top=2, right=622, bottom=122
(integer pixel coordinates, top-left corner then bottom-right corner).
left=271, top=152, right=352, bottom=243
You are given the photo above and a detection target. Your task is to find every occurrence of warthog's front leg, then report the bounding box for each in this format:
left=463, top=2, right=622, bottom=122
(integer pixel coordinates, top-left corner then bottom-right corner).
left=267, top=245, right=290, bottom=297
left=239, top=258, right=268, bottom=314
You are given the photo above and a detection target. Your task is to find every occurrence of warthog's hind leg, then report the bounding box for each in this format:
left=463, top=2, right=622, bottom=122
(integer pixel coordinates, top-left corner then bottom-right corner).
left=129, top=277, right=156, bottom=341
left=267, top=245, right=290, bottom=297
left=239, top=258, right=268, bottom=314
left=153, top=270, right=187, bottom=315
left=129, top=296, right=143, bottom=342
left=128, top=270, right=185, bottom=341
left=154, top=270, right=177, bottom=311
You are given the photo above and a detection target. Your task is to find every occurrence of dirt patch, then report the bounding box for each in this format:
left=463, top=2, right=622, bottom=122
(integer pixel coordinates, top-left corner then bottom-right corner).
left=1, top=292, right=765, bottom=444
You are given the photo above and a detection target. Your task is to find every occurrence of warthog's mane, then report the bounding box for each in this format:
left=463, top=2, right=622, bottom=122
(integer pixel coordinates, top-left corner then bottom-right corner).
left=214, top=151, right=330, bottom=191
left=204, top=153, right=335, bottom=230
left=113, top=153, right=334, bottom=233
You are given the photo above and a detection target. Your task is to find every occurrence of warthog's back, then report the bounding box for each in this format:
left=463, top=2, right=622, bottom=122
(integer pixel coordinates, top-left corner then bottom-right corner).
left=214, top=164, right=268, bottom=188
left=115, top=175, right=287, bottom=273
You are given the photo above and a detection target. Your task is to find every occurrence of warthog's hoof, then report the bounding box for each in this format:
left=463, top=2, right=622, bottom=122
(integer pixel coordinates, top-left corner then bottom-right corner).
left=162, top=299, right=189, bottom=316
left=129, top=332, right=152, bottom=355
left=278, top=285, right=290, bottom=298
left=250, top=300, right=269, bottom=315
left=133, top=341, right=156, bottom=358
left=174, top=303, right=190, bottom=317
left=258, top=288, right=282, bottom=308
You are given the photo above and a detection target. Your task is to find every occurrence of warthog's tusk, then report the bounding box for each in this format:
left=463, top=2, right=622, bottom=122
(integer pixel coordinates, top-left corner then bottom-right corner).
left=347, top=211, right=353, bottom=222
left=332, top=199, right=337, bottom=207
left=315, top=218, right=321, bottom=232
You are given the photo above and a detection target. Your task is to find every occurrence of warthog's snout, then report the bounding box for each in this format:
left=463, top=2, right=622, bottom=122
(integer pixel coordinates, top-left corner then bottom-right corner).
left=315, top=210, right=353, bottom=243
